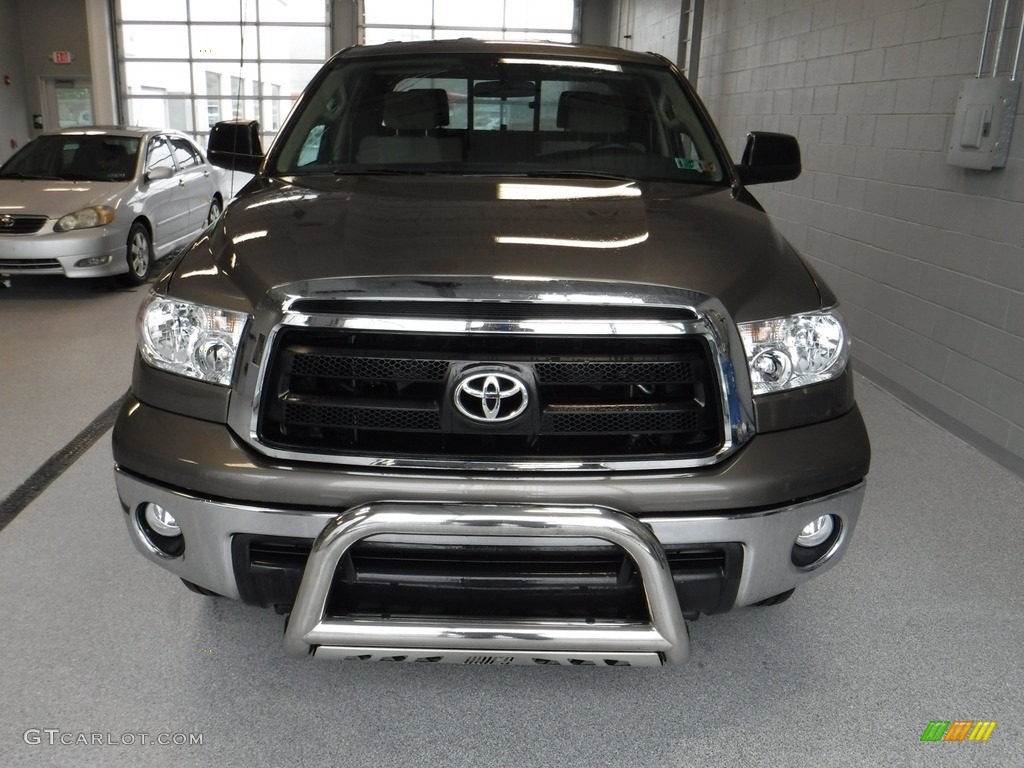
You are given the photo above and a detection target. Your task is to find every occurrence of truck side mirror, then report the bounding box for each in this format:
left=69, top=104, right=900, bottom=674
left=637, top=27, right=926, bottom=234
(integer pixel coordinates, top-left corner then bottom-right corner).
left=735, top=132, right=801, bottom=185
left=208, top=119, right=264, bottom=174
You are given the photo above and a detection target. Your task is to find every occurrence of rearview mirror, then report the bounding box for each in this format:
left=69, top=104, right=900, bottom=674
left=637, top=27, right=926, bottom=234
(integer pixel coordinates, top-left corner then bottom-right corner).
left=735, top=132, right=801, bottom=185
left=472, top=80, right=536, bottom=99
left=208, top=119, right=264, bottom=174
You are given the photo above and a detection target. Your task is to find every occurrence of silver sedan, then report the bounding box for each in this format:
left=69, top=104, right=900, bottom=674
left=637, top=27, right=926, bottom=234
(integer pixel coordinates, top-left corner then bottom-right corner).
left=0, top=127, right=225, bottom=285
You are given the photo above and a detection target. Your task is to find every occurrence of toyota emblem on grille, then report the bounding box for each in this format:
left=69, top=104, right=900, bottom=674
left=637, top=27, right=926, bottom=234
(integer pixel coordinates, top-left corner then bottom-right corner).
left=0, top=215, right=13, bottom=229
left=454, top=371, right=529, bottom=423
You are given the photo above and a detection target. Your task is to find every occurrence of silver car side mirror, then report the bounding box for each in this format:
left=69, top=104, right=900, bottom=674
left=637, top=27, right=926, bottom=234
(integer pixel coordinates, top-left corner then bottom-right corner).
left=145, top=166, right=174, bottom=182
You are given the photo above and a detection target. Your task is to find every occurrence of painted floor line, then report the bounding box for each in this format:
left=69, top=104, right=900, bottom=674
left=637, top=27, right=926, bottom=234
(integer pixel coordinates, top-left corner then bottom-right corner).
left=0, top=393, right=127, bottom=533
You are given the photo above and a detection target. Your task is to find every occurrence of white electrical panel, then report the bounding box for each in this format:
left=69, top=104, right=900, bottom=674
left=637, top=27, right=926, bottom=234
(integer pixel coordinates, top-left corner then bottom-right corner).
left=947, top=76, right=1021, bottom=170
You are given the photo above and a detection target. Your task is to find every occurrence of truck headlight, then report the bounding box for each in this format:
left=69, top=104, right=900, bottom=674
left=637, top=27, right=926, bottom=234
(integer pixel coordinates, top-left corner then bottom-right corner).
left=138, top=294, right=248, bottom=386
left=737, top=309, right=849, bottom=395
left=54, top=205, right=115, bottom=231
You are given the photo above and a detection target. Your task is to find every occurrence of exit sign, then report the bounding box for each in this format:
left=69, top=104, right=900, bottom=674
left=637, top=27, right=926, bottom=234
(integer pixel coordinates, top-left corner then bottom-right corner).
left=51, top=51, right=74, bottom=65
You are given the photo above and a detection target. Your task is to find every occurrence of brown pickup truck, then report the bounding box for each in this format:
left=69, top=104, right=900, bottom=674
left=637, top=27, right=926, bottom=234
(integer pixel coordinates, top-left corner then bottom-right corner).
left=113, top=39, right=870, bottom=666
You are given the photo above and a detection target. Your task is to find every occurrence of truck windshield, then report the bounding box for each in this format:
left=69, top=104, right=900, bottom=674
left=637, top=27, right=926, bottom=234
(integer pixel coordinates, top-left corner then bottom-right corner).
left=271, top=52, right=726, bottom=184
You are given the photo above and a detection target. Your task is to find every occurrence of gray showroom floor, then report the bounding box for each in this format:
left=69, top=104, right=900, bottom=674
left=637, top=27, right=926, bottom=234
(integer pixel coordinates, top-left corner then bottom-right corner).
left=1, top=274, right=1022, bottom=768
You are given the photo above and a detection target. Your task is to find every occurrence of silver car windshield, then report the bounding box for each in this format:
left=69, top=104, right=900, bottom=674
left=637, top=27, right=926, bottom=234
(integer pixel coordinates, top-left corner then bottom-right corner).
left=0, top=135, right=141, bottom=182
left=272, top=53, right=726, bottom=184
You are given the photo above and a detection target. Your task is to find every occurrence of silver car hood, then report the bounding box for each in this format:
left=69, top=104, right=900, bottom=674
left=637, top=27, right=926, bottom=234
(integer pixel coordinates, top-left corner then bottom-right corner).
left=0, top=179, right=126, bottom=219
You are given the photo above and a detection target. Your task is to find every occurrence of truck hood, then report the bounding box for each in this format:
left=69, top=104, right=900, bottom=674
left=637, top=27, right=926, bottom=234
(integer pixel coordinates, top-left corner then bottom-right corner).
left=170, top=175, right=825, bottom=322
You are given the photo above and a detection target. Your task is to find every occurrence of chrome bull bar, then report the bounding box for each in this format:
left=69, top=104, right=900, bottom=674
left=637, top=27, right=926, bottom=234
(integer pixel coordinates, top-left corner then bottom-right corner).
left=283, top=503, right=691, bottom=666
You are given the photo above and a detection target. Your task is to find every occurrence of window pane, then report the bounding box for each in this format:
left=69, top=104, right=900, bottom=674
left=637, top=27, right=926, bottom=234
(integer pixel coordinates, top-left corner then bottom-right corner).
left=259, top=62, right=323, bottom=99
left=121, top=24, right=190, bottom=59
left=120, top=0, right=186, bottom=22
left=165, top=98, right=197, bottom=133
left=147, top=138, right=175, bottom=171
left=438, top=29, right=503, bottom=41
left=124, top=62, right=193, bottom=96
left=170, top=137, right=201, bottom=168
left=56, top=86, right=93, bottom=127
left=434, top=0, right=503, bottom=29
left=505, top=1, right=575, bottom=30
left=259, top=26, right=328, bottom=60
left=191, top=24, right=259, bottom=60
left=115, top=0, right=330, bottom=145
left=192, top=62, right=260, bottom=94
left=258, top=0, right=329, bottom=23
left=364, top=27, right=434, bottom=45
left=364, top=0, right=432, bottom=26
left=125, top=97, right=169, bottom=131
left=261, top=98, right=296, bottom=133
left=362, top=0, right=577, bottom=44
left=189, top=0, right=257, bottom=22
left=519, top=31, right=573, bottom=43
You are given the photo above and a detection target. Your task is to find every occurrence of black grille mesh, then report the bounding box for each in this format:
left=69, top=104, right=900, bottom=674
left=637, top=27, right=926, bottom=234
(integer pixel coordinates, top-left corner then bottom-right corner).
left=259, top=322, right=723, bottom=462
left=284, top=403, right=442, bottom=432
left=0, top=215, right=47, bottom=235
left=535, top=361, right=694, bottom=384
left=543, top=408, right=699, bottom=435
left=291, top=354, right=448, bottom=382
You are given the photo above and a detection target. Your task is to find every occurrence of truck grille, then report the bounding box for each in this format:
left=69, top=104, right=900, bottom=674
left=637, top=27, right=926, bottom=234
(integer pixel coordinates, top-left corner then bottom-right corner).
left=257, top=322, right=724, bottom=463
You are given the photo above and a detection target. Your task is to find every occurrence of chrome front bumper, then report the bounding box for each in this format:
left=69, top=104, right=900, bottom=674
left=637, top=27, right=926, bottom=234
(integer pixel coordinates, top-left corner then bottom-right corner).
left=115, top=468, right=865, bottom=665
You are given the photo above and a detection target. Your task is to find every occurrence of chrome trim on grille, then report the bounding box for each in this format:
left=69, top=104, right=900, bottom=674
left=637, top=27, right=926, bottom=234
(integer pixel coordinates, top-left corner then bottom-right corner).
left=282, top=503, right=691, bottom=665
left=229, top=276, right=755, bottom=472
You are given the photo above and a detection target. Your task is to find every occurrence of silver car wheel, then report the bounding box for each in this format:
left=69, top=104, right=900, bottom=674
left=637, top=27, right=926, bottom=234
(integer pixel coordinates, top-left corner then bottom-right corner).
left=206, top=198, right=222, bottom=227
left=122, top=222, right=153, bottom=286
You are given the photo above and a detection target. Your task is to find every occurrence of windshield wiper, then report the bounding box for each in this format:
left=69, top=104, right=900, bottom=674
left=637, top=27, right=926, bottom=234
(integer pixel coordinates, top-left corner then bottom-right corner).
left=0, top=172, right=63, bottom=180
left=331, top=168, right=439, bottom=176
left=524, top=169, right=637, bottom=182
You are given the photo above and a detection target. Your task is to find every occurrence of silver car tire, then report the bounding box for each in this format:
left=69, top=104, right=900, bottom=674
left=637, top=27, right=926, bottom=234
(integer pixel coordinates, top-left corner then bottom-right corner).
left=205, top=197, right=222, bottom=228
left=122, top=221, right=153, bottom=286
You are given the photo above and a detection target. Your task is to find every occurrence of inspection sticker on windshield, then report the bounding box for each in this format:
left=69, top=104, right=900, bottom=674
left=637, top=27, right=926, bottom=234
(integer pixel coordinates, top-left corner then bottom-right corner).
left=675, top=158, right=715, bottom=173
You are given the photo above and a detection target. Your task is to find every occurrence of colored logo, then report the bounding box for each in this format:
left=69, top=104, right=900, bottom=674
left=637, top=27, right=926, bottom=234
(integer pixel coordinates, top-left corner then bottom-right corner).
left=920, top=721, right=997, bottom=742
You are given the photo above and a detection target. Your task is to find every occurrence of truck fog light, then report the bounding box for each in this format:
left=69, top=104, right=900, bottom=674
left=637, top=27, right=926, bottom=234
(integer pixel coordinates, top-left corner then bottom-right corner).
left=136, top=503, right=185, bottom=558
left=144, top=503, right=180, bottom=536
left=75, top=255, right=112, bottom=268
left=796, top=514, right=834, bottom=548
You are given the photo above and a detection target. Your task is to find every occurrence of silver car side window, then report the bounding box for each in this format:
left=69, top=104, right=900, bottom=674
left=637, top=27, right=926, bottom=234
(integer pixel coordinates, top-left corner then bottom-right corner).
left=147, top=137, right=175, bottom=173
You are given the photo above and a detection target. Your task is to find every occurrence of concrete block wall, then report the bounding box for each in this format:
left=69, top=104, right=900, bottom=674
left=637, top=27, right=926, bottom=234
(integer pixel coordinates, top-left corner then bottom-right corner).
left=618, top=0, right=1024, bottom=474
left=622, top=0, right=682, bottom=52
left=0, top=0, right=29, bottom=163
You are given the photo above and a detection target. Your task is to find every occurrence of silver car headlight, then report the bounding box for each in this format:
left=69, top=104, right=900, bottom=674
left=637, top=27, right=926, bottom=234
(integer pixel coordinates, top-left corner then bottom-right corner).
left=737, top=308, right=849, bottom=395
left=54, top=205, right=115, bottom=232
left=138, top=294, right=248, bottom=386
